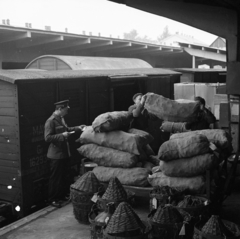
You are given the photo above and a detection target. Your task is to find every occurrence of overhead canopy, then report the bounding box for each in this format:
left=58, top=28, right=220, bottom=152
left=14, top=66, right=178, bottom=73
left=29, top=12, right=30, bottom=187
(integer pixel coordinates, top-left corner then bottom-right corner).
left=108, top=0, right=237, bottom=39
left=108, top=0, right=240, bottom=93
left=0, top=68, right=181, bottom=84
left=174, top=68, right=226, bottom=73
left=177, top=42, right=226, bottom=63
left=183, top=48, right=226, bottom=62
left=0, top=25, right=183, bottom=60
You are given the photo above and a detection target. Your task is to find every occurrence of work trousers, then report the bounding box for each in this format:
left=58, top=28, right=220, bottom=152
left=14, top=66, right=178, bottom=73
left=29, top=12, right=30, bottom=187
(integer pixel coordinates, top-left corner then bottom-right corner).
left=48, top=157, right=70, bottom=202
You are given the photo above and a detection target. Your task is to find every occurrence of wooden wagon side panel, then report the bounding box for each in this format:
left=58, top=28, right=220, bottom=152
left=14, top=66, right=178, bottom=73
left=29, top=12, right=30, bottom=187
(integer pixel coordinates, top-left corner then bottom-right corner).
left=0, top=81, right=21, bottom=204
left=18, top=81, right=56, bottom=216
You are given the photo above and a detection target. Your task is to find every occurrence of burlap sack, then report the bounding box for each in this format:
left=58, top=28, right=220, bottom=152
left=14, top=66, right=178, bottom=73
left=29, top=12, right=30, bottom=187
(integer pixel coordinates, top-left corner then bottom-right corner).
left=170, top=129, right=233, bottom=153
left=158, top=134, right=210, bottom=161
left=144, top=93, right=200, bottom=122
left=128, top=128, right=154, bottom=144
left=79, top=126, right=148, bottom=155
left=92, top=111, right=132, bottom=132
left=159, top=153, right=217, bottom=177
left=77, top=144, right=138, bottom=168
left=160, top=121, right=189, bottom=133
left=148, top=172, right=205, bottom=192
left=93, top=166, right=151, bottom=187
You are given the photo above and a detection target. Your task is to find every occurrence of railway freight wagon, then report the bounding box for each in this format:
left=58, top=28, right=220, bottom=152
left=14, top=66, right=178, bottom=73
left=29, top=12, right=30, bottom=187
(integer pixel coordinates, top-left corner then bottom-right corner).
left=0, top=68, right=181, bottom=219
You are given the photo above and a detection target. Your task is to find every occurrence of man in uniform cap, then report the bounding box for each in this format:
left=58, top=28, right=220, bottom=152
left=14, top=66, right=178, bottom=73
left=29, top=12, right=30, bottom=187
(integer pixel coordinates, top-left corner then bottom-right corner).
left=44, top=99, right=85, bottom=207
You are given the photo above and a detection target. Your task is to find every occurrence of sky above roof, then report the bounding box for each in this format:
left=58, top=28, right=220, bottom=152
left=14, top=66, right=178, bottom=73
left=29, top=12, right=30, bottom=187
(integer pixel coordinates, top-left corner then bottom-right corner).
left=0, top=0, right=218, bottom=45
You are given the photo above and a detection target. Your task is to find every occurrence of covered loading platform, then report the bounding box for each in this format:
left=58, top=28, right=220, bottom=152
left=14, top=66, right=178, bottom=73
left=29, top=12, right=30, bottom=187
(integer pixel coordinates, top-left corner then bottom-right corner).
left=0, top=67, right=181, bottom=218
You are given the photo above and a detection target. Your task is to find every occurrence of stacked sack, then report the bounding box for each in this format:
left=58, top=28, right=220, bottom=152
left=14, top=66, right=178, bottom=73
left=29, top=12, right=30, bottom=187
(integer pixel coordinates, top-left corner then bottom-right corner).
left=144, top=93, right=201, bottom=123
left=77, top=111, right=158, bottom=187
left=148, top=130, right=226, bottom=193
left=143, top=93, right=201, bottom=134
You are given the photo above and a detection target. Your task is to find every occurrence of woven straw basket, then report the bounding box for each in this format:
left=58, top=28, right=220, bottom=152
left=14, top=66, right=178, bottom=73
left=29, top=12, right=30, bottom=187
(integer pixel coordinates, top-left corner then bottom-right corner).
left=97, top=177, right=134, bottom=211
left=149, top=186, right=183, bottom=212
left=89, top=203, right=115, bottom=239
left=176, top=195, right=209, bottom=218
left=103, top=202, right=146, bottom=239
left=70, top=171, right=101, bottom=224
left=148, top=204, right=184, bottom=239
left=193, top=215, right=240, bottom=239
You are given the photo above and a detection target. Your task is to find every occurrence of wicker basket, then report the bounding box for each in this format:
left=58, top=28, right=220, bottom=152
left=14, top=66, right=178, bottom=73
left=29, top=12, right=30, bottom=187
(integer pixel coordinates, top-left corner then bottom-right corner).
left=103, top=230, right=145, bottom=239
left=97, top=189, right=135, bottom=211
left=71, top=188, right=94, bottom=224
left=193, top=216, right=240, bottom=239
left=176, top=195, right=209, bottom=218
left=148, top=205, right=185, bottom=239
left=149, top=221, right=183, bottom=239
left=89, top=203, right=114, bottom=239
left=97, top=177, right=134, bottom=211
left=149, top=186, right=184, bottom=212
left=70, top=171, right=102, bottom=224
left=103, top=202, right=146, bottom=239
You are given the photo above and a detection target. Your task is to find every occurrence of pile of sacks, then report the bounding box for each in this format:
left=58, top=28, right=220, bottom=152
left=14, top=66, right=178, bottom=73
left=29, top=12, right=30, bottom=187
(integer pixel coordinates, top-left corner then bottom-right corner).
left=143, top=93, right=202, bottom=133
left=148, top=129, right=232, bottom=193
left=77, top=111, right=158, bottom=187
left=145, top=93, right=200, bottom=121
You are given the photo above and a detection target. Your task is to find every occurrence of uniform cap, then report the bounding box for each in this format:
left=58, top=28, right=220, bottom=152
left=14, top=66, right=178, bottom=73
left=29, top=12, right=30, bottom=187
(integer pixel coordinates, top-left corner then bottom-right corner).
left=132, top=93, right=143, bottom=102
left=54, top=100, right=69, bottom=108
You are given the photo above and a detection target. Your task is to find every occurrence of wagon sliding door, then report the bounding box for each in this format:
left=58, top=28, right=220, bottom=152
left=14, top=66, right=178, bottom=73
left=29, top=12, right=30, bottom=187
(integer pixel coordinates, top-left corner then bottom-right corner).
left=18, top=81, right=56, bottom=216
left=58, top=77, right=110, bottom=165
left=58, top=77, right=110, bottom=126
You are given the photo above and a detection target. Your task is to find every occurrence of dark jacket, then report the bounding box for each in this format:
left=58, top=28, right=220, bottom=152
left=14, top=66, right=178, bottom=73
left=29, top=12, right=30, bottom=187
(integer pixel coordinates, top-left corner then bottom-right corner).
left=186, top=108, right=216, bottom=131
left=128, top=103, right=157, bottom=130
left=44, top=113, right=80, bottom=159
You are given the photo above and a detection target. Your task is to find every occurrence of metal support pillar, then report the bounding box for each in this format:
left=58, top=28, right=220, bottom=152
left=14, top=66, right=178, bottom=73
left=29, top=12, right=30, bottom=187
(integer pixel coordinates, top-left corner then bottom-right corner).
left=192, top=55, right=195, bottom=68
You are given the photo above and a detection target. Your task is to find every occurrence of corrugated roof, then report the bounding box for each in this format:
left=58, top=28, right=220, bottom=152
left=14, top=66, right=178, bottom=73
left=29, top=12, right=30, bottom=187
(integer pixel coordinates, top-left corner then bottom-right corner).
left=26, top=55, right=153, bottom=70
left=159, top=34, right=208, bottom=47
left=174, top=68, right=226, bottom=73
left=0, top=68, right=181, bottom=84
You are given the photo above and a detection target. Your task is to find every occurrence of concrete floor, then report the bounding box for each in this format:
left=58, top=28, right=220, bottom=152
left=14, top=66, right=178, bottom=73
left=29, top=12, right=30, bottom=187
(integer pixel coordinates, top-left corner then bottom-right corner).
left=1, top=186, right=240, bottom=239
left=0, top=198, right=150, bottom=239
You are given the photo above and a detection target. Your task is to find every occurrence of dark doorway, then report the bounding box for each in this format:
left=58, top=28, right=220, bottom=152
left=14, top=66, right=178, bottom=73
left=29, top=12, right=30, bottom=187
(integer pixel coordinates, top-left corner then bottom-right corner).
left=2, top=62, right=29, bottom=69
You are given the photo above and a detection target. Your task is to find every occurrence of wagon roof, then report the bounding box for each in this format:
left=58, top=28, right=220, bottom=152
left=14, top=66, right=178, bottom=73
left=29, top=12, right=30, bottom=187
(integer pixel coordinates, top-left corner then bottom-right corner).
left=0, top=68, right=181, bottom=84
left=26, top=55, right=153, bottom=70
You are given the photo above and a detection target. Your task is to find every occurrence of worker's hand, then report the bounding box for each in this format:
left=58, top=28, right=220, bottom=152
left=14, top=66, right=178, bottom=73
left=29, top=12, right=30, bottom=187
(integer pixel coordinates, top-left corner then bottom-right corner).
left=198, top=103, right=205, bottom=110
left=140, top=95, right=147, bottom=105
left=79, top=125, right=86, bottom=131
left=62, top=132, right=71, bottom=138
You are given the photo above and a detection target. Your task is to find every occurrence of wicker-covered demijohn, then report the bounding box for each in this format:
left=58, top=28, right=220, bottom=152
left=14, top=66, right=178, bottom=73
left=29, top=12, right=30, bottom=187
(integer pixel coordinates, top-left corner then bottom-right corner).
left=98, top=177, right=130, bottom=210
left=70, top=171, right=101, bottom=224
left=103, top=202, right=146, bottom=239
left=89, top=202, right=115, bottom=239
left=149, top=185, right=183, bottom=212
left=177, top=195, right=209, bottom=218
left=148, top=204, right=185, bottom=239
left=193, top=215, right=240, bottom=239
